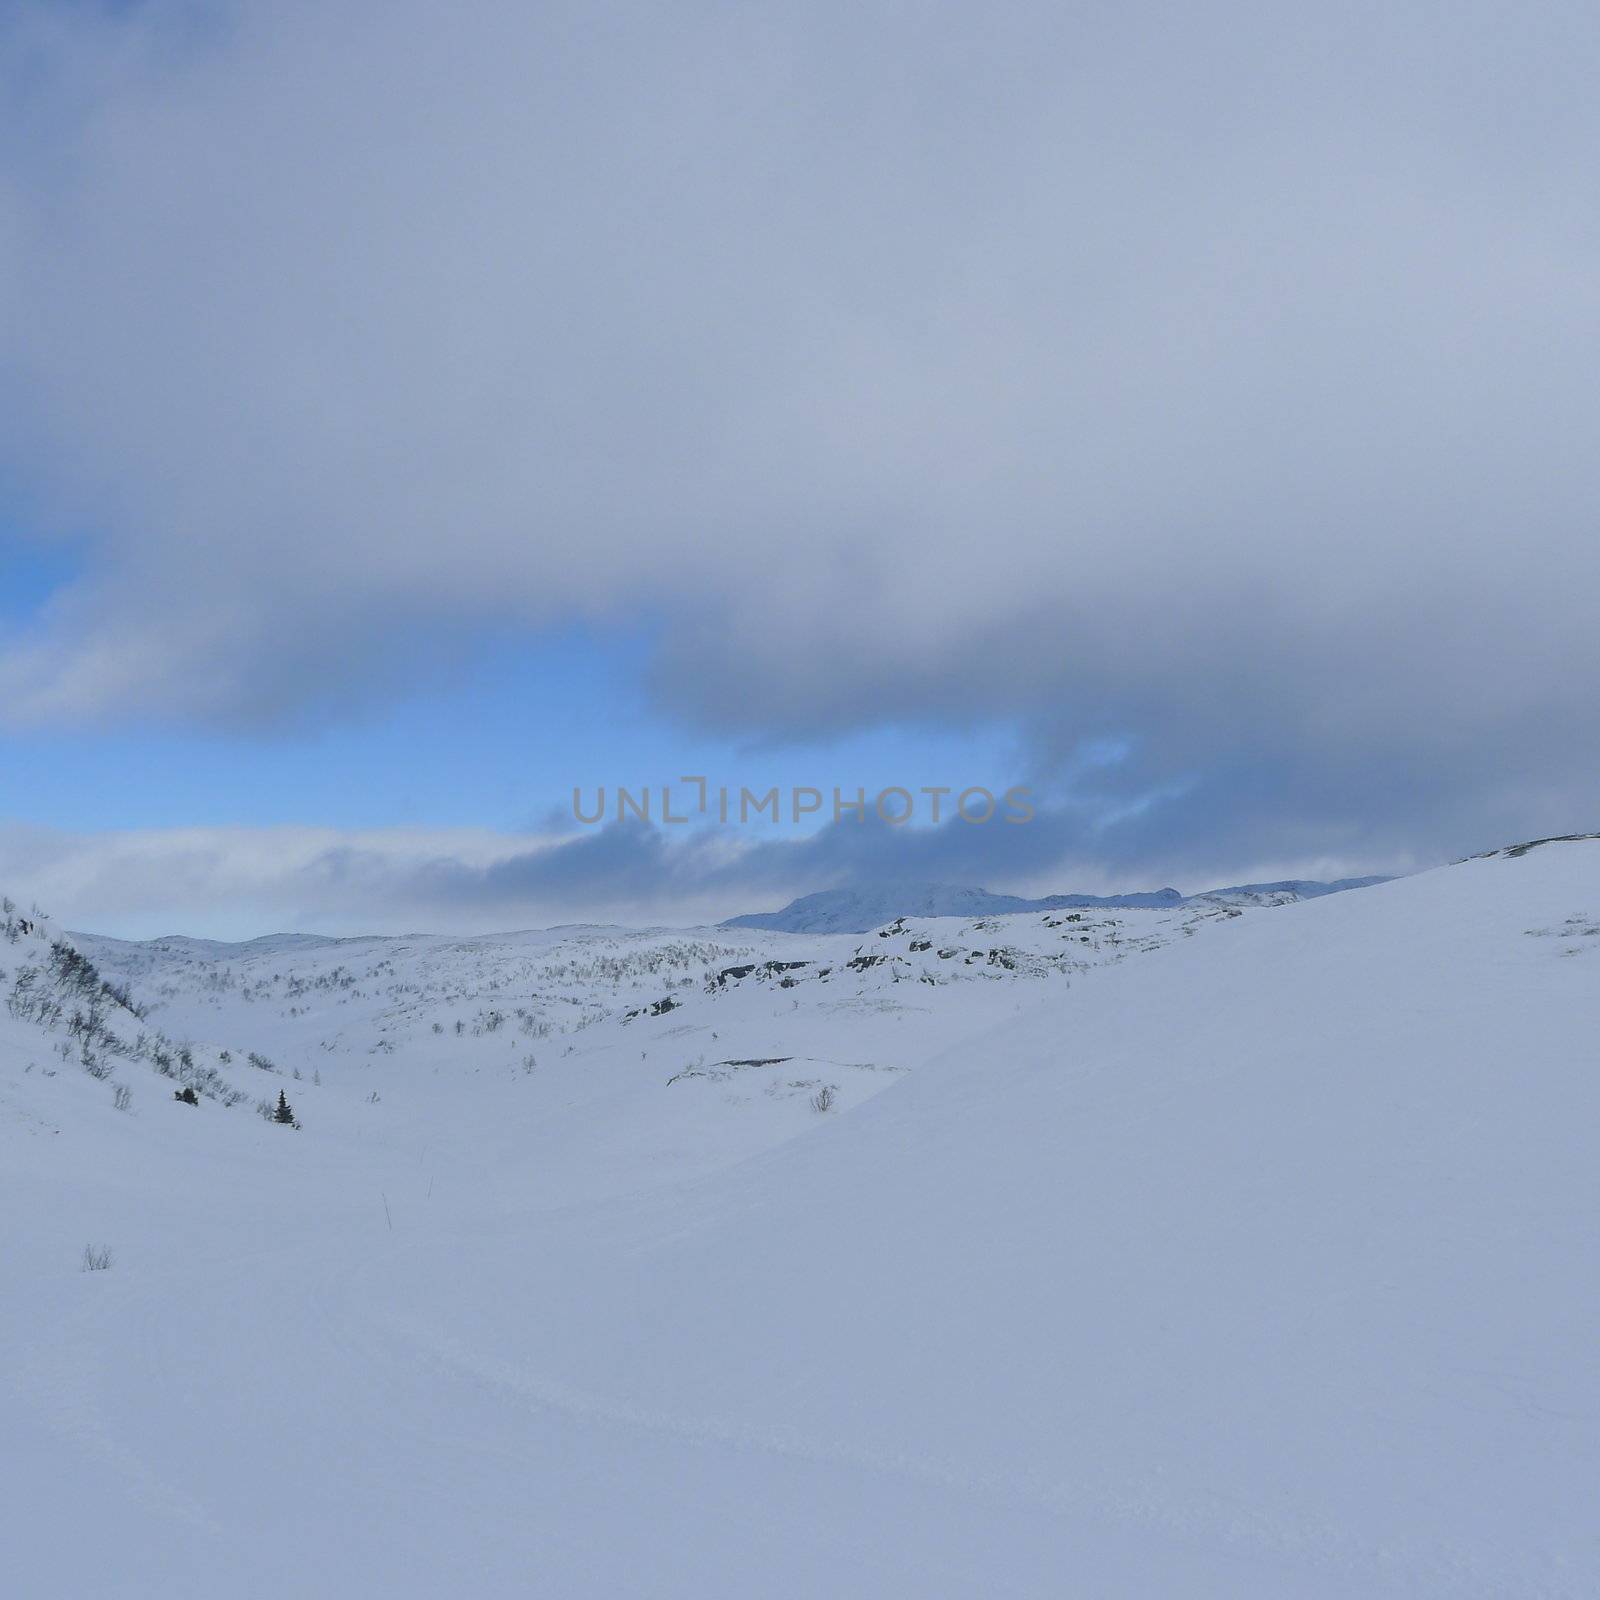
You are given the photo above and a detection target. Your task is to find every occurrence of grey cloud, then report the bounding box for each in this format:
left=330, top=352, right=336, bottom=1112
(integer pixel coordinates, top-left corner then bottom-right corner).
left=1, top=1, right=1598, bottom=866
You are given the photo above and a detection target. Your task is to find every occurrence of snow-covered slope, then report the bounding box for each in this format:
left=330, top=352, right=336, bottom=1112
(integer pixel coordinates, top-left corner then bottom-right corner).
left=3, top=842, right=1597, bottom=1597
left=725, top=874, right=1389, bottom=932
left=0, top=897, right=270, bottom=1115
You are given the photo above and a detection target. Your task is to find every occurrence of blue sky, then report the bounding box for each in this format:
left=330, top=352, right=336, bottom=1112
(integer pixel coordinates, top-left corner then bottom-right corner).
left=1, top=0, right=1596, bottom=935
left=0, top=536, right=1031, bottom=838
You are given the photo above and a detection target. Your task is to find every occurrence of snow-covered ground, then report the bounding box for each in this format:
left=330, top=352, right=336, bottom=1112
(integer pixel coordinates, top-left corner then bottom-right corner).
left=2, top=842, right=1597, bottom=1596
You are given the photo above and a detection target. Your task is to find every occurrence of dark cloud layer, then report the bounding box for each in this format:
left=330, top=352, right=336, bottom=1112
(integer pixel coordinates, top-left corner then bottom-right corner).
left=2, top=0, right=1598, bottom=891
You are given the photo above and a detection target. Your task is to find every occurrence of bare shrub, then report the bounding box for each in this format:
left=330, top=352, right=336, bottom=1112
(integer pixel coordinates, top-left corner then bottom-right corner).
left=81, top=1244, right=113, bottom=1272
left=811, top=1085, right=836, bottom=1113
left=111, top=1083, right=133, bottom=1113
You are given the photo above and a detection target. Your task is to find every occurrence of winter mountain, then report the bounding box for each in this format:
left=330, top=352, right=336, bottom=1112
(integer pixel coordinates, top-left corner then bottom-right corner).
left=722, top=874, right=1390, bottom=932
left=3, top=838, right=1596, bottom=1597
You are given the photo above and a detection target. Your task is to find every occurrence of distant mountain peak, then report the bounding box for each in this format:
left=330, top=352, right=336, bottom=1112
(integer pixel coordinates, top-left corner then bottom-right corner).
left=721, top=875, right=1389, bottom=934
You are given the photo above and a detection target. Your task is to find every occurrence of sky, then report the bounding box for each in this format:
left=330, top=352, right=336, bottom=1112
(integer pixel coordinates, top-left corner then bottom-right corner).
left=1, top=0, right=1597, bottom=936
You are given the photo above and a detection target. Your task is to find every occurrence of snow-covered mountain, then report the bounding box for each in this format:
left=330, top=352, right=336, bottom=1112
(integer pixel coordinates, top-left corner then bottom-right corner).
left=723, top=873, right=1389, bottom=932
left=3, top=838, right=1596, bottom=1597
left=1190, top=873, right=1393, bottom=907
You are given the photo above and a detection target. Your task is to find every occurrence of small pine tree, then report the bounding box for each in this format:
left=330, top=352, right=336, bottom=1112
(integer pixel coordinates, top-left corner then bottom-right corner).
left=273, top=1090, right=297, bottom=1126
left=174, top=1085, right=199, bottom=1106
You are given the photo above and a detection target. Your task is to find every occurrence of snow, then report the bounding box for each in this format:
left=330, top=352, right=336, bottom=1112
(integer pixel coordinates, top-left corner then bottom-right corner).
left=2, top=843, right=1597, bottom=1596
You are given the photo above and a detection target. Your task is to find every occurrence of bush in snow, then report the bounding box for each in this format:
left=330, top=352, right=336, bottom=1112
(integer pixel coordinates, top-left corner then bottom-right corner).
left=81, top=1244, right=113, bottom=1272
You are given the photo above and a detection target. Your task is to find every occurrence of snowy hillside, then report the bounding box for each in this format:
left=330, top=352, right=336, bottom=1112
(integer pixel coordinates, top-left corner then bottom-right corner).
left=3, top=841, right=1598, bottom=1597
left=0, top=897, right=274, bottom=1117
left=725, top=874, right=1390, bottom=932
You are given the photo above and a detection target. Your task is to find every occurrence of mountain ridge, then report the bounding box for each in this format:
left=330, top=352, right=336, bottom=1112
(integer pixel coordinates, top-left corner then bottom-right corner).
left=721, top=874, right=1391, bottom=934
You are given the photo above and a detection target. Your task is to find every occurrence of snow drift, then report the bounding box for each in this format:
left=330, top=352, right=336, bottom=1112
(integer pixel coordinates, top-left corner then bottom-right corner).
left=2, top=841, right=1597, bottom=1596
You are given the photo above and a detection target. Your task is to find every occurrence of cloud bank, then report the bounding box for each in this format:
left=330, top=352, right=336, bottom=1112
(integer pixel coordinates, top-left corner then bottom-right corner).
left=0, top=812, right=1414, bottom=941
left=2, top=0, right=1597, bottom=877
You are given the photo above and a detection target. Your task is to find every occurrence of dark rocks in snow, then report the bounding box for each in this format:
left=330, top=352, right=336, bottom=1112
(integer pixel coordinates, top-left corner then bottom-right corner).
left=622, top=994, right=683, bottom=1021
left=710, top=960, right=810, bottom=991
